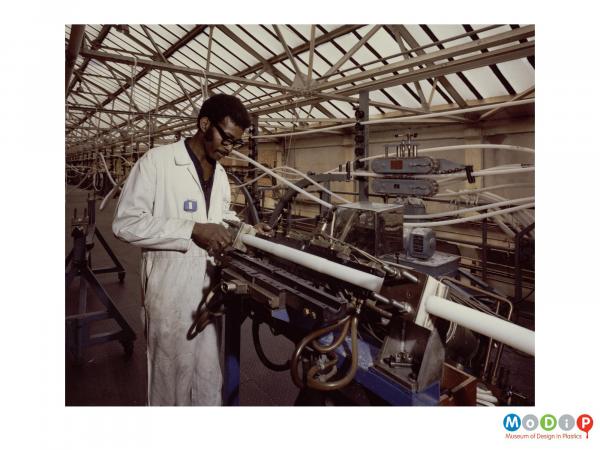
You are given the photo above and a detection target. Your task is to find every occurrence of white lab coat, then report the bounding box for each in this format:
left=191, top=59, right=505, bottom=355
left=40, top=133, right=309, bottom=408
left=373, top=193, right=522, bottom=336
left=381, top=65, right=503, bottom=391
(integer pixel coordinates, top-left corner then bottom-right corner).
left=112, top=139, right=238, bottom=406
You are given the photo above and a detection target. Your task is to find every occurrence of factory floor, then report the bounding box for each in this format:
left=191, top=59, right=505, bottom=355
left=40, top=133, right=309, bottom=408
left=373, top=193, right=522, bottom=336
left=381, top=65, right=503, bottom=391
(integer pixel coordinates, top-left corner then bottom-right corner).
left=65, top=188, right=534, bottom=406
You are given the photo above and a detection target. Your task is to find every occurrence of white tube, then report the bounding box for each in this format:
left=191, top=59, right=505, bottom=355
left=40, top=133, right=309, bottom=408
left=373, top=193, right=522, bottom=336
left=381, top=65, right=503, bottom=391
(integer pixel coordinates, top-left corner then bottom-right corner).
left=278, top=166, right=351, bottom=204
left=230, top=150, right=333, bottom=209
left=426, top=295, right=534, bottom=355
left=406, top=196, right=534, bottom=219
left=430, top=166, right=535, bottom=181
left=241, top=234, right=384, bottom=292
left=341, top=166, right=534, bottom=180
left=252, top=123, right=353, bottom=139
left=364, top=98, right=535, bottom=125
left=98, top=152, right=117, bottom=187
left=435, top=183, right=534, bottom=198
left=360, top=145, right=535, bottom=165
left=404, top=202, right=534, bottom=228
left=418, top=144, right=534, bottom=155
left=252, top=99, right=534, bottom=139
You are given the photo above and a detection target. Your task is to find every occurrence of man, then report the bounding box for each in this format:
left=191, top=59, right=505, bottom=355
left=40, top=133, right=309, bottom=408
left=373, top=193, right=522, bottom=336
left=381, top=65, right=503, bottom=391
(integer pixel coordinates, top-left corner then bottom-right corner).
left=113, top=93, right=269, bottom=406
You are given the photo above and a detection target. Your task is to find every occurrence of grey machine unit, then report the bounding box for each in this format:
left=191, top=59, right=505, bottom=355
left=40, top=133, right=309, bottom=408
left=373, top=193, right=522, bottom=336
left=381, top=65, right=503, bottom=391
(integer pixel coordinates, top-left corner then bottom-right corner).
left=332, top=201, right=459, bottom=277
left=407, top=227, right=436, bottom=259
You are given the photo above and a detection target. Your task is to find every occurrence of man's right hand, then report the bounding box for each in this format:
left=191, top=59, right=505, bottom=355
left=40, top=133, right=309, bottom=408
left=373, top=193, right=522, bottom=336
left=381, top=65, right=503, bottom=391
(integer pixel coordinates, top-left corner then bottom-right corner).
left=191, top=223, right=233, bottom=254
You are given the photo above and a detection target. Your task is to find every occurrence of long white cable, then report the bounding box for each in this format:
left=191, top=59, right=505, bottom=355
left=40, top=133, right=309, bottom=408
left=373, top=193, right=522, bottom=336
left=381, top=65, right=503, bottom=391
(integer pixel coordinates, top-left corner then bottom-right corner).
left=403, top=202, right=534, bottom=228
left=345, top=166, right=534, bottom=180
left=434, top=183, right=533, bottom=198
left=359, top=145, right=534, bottom=165
left=480, top=191, right=535, bottom=238
left=230, top=150, right=333, bottom=209
left=65, top=172, right=92, bottom=195
left=99, top=182, right=122, bottom=211
left=364, top=98, right=534, bottom=125
left=252, top=99, right=535, bottom=139
left=277, top=166, right=350, bottom=204
left=405, top=197, right=534, bottom=219
left=229, top=167, right=304, bottom=189
left=419, top=166, right=535, bottom=180
left=98, top=152, right=117, bottom=186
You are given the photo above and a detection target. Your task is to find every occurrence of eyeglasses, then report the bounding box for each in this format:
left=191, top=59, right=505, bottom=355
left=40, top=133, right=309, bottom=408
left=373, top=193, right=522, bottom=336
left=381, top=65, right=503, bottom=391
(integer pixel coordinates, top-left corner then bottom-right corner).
left=213, top=122, right=245, bottom=150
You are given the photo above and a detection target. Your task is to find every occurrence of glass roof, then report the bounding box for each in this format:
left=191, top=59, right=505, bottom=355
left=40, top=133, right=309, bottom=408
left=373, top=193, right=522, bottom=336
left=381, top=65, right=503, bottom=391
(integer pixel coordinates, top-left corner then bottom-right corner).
left=65, top=24, right=535, bottom=153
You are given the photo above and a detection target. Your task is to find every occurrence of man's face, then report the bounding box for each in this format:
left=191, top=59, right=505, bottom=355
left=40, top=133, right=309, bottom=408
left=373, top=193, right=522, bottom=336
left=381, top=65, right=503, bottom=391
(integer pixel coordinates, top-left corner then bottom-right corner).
left=203, top=116, right=245, bottom=161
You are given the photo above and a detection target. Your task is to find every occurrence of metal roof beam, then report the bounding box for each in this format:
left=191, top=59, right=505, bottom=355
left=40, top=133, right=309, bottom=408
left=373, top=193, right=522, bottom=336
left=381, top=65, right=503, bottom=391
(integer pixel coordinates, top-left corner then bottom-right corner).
left=479, top=86, right=534, bottom=120
left=250, top=40, right=534, bottom=116
left=322, top=25, right=382, bottom=79
left=65, top=25, right=86, bottom=96
left=67, top=25, right=208, bottom=136
left=246, top=26, right=534, bottom=112
left=66, top=25, right=111, bottom=99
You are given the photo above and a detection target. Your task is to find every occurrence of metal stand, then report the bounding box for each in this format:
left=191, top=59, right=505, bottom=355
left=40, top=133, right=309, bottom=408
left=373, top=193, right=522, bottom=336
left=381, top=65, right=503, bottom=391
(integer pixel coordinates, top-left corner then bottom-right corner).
left=65, top=197, right=126, bottom=282
left=65, top=197, right=134, bottom=364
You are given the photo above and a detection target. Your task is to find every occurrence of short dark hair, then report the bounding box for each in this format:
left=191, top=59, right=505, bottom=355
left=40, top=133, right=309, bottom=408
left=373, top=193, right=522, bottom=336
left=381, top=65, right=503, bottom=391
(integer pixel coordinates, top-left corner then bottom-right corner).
left=197, top=93, right=251, bottom=130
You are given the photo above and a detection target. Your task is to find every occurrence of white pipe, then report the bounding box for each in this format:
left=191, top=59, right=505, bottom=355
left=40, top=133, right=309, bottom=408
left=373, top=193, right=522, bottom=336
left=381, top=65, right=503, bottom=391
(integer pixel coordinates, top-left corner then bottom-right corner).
left=98, top=152, right=117, bottom=187
left=480, top=191, right=535, bottom=239
left=426, top=295, right=534, bottom=355
left=252, top=123, right=353, bottom=139
left=251, top=99, right=534, bottom=139
left=278, top=166, right=351, bottom=204
left=404, top=202, right=534, bottom=228
left=418, top=144, right=534, bottom=155
left=364, top=99, right=535, bottom=125
left=230, top=150, right=333, bottom=209
left=99, top=180, right=126, bottom=211
left=342, top=166, right=534, bottom=180
left=241, top=234, right=384, bottom=292
left=429, top=166, right=535, bottom=181
left=360, top=145, right=535, bottom=165
left=406, top=196, right=534, bottom=219
left=483, top=191, right=535, bottom=225
left=435, top=183, right=534, bottom=198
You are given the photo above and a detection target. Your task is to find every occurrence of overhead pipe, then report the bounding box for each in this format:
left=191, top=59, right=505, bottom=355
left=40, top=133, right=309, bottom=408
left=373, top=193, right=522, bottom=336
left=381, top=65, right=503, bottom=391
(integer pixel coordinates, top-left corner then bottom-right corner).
left=65, top=25, right=86, bottom=97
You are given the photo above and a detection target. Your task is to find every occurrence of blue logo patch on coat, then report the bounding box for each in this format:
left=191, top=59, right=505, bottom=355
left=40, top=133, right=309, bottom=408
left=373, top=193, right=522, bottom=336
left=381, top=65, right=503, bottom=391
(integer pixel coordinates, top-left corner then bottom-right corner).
left=183, top=200, right=198, bottom=212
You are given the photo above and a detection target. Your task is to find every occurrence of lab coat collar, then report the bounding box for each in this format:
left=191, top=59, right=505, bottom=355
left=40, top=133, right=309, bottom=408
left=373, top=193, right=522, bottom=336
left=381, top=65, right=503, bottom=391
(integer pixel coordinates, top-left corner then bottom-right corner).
left=174, top=139, right=226, bottom=194
left=173, top=139, right=226, bottom=173
left=174, top=139, right=191, bottom=166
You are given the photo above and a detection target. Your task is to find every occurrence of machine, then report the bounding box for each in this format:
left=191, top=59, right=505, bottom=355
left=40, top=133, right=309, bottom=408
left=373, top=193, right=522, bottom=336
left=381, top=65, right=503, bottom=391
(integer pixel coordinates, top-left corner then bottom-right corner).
left=195, top=197, right=534, bottom=406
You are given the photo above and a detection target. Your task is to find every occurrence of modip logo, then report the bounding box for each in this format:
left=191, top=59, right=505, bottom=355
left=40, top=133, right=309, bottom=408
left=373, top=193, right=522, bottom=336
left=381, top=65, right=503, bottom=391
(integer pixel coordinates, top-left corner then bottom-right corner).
left=503, top=413, right=593, bottom=439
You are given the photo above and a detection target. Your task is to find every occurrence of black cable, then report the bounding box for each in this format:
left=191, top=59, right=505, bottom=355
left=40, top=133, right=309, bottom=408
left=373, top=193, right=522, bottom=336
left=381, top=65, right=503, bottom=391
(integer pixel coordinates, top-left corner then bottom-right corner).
left=251, top=320, right=290, bottom=372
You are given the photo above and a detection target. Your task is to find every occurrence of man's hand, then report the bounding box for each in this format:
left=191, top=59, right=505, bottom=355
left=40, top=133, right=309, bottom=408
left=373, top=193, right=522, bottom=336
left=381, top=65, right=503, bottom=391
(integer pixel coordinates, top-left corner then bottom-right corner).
left=254, top=222, right=274, bottom=237
left=192, top=223, right=233, bottom=254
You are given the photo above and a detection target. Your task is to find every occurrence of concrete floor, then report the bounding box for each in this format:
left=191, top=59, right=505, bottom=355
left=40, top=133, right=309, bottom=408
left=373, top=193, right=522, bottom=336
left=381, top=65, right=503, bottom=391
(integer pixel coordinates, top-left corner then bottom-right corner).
left=65, top=187, right=534, bottom=406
